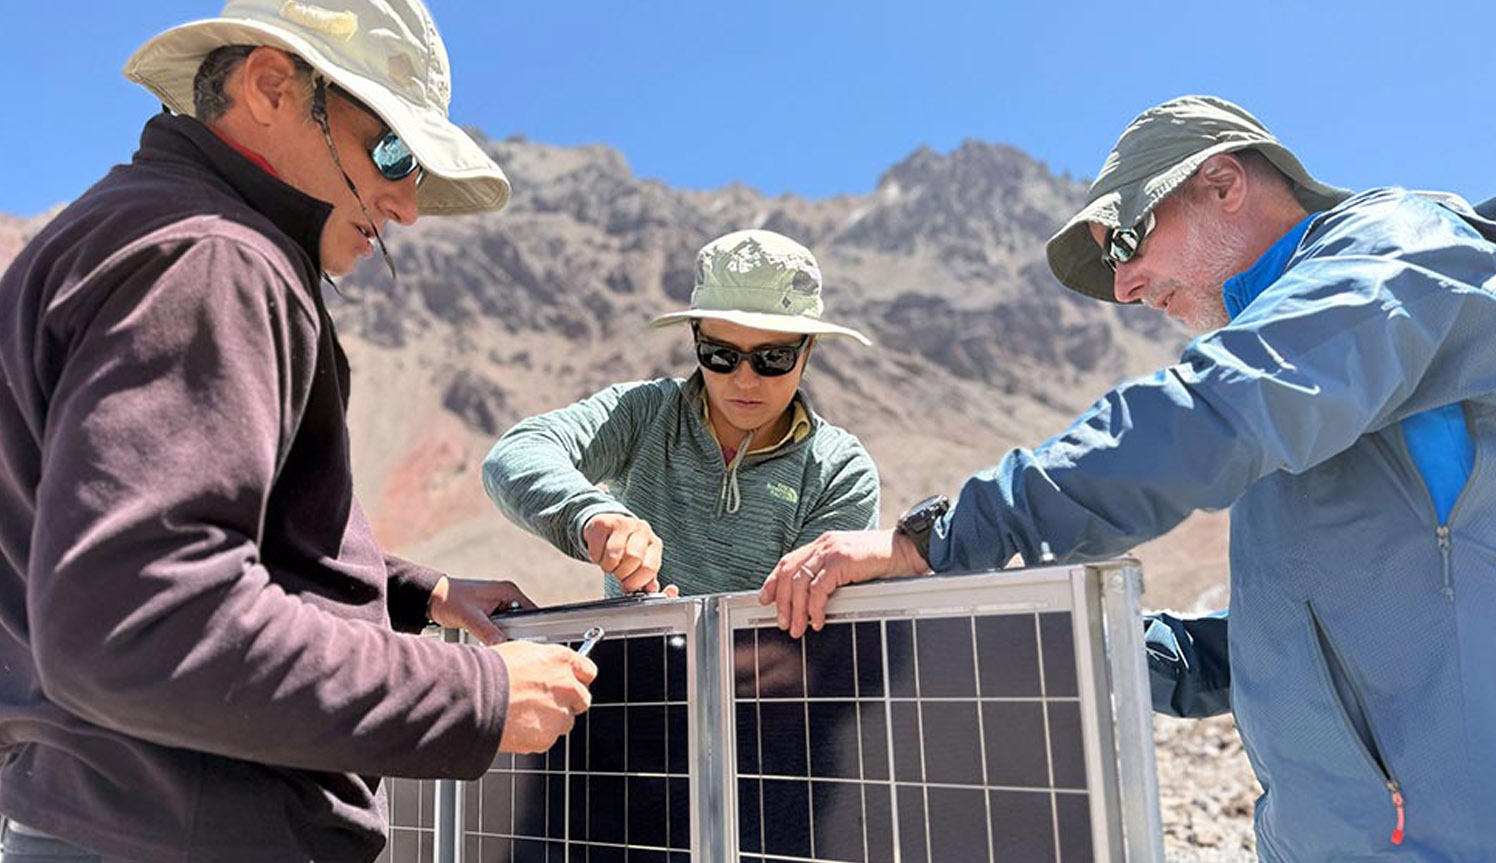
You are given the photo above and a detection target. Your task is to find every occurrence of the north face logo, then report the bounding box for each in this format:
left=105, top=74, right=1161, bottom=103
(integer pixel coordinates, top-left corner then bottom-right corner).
left=766, top=482, right=799, bottom=504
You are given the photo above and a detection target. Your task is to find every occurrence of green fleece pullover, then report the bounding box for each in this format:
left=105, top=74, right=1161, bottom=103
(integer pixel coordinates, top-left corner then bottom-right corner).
left=481, top=373, right=879, bottom=595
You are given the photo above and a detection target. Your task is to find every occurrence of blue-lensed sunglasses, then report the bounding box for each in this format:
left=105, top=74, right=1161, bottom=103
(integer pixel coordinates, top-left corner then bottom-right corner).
left=369, top=130, right=423, bottom=185
left=328, top=83, right=423, bottom=185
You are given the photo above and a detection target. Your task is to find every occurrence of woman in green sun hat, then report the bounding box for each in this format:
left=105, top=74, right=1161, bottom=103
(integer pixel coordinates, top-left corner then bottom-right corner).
left=482, top=229, right=880, bottom=597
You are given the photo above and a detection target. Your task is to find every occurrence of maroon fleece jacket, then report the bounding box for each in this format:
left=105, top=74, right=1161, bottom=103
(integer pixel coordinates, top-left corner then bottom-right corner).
left=0, top=113, right=508, bottom=863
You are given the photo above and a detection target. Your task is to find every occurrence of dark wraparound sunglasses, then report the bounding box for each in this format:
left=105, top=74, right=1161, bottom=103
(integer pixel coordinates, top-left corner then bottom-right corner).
left=1101, top=210, right=1156, bottom=272
left=692, top=324, right=810, bottom=377
left=328, top=83, right=424, bottom=185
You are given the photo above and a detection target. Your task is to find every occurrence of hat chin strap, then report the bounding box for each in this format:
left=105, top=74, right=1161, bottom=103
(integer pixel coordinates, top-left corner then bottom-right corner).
left=311, top=78, right=398, bottom=285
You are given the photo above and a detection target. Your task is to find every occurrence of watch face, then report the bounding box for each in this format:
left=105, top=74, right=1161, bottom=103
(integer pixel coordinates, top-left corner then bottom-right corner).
left=900, top=495, right=950, bottom=532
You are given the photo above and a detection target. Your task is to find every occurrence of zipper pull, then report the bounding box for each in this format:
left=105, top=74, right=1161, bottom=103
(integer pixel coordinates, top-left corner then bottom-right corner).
left=1387, top=780, right=1405, bottom=845
left=1436, top=525, right=1455, bottom=603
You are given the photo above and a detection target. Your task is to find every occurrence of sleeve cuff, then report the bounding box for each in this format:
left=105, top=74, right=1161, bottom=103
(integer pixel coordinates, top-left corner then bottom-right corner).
left=385, top=554, right=447, bottom=633
left=569, top=502, right=636, bottom=561
left=451, top=643, right=511, bottom=780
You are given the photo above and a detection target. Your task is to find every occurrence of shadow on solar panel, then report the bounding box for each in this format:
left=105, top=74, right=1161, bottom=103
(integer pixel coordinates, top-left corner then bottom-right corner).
left=380, top=561, right=1162, bottom=863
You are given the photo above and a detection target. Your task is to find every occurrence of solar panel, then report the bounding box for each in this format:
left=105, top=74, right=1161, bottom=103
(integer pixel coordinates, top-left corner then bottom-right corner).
left=380, top=561, right=1162, bottom=863
left=380, top=769, right=437, bottom=863
left=379, top=596, right=702, bottom=863
left=725, top=606, right=1095, bottom=860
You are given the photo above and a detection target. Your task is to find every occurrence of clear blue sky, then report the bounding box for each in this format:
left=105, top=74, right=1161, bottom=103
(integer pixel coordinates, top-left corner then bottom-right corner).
left=6, top=0, right=1492, bottom=217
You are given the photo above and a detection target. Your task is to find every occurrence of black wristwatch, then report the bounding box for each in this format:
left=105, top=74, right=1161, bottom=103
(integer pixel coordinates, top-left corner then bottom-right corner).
left=895, top=494, right=950, bottom=564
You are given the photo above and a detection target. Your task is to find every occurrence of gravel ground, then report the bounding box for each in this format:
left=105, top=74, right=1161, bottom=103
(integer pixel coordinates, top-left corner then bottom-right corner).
left=1153, top=714, right=1261, bottom=862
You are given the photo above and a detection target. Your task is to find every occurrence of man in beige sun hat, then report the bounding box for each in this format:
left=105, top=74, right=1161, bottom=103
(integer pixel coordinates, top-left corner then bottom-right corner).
left=483, top=228, right=880, bottom=599
left=763, top=94, right=1496, bottom=862
left=129, top=0, right=512, bottom=217
left=0, top=3, right=597, bottom=861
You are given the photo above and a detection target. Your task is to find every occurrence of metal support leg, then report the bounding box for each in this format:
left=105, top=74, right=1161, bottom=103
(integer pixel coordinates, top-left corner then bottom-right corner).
left=1100, top=564, right=1166, bottom=862
left=435, top=627, right=463, bottom=863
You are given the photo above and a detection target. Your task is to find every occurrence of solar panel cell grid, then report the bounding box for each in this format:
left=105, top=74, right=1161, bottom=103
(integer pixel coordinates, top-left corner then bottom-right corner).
left=731, top=611, right=1093, bottom=863
left=456, top=631, right=692, bottom=863
left=379, top=774, right=435, bottom=863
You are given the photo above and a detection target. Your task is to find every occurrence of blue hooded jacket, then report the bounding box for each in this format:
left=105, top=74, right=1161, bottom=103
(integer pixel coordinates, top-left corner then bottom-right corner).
left=927, top=189, right=1496, bottom=861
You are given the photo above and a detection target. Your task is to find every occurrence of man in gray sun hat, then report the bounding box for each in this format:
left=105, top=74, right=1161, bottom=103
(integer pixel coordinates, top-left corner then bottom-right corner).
left=483, top=228, right=879, bottom=598
left=765, top=95, right=1496, bottom=860
left=0, top=2, right=597, bottom=861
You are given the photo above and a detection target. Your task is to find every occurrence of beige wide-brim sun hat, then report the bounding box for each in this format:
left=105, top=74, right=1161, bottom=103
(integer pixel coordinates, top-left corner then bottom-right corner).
left=1046, top=95, right=1351, bottom=302
left=652, top=229, right=872, bottom=346
left=124, top=0, right=509, bottom=216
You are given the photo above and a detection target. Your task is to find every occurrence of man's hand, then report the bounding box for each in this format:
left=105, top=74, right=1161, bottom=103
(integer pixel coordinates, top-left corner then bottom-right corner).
left=428, top=576, right=537, bottom=645
left=582, top=513, right=664, bottom=593
left=759, top=529, right=929, bottom=638
left=496, top=641, right=598, bottom=754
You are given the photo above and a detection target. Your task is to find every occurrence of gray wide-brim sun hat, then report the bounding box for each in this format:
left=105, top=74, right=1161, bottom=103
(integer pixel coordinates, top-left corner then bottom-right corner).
left=1046, top=95, right=1351, bottom=302
left=651, top=229, right=872, bottom=345
left=124, top=0, right=510, bottom=216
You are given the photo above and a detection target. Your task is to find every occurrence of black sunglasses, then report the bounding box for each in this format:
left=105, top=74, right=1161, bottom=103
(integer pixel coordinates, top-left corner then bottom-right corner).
left=692, top=324, right=810, bottom=377
left=1101, top=210, right=1156, bottom=272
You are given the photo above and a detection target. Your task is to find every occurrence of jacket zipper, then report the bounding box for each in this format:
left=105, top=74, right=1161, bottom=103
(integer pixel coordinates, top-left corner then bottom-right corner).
left=1436, top=525, right=1454, bottom=603
left=1308, top=604, right=1406, bottom=846
left=1437, top=402, right=1484, bottom=602
left=1395, top=407, right=1479, bottom=602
